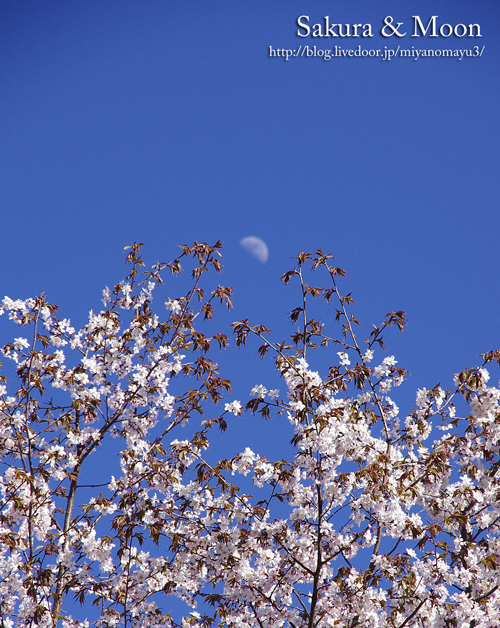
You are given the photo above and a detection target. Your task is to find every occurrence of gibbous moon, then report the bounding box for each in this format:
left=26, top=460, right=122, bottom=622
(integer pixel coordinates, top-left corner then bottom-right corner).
left=240, top=236, right=269, bottom=264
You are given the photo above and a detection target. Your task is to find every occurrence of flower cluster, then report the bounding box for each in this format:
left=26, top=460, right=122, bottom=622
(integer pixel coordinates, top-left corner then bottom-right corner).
left=0, top=245, right=499, bottom=628
left=0, top=242, right=235, bottom=626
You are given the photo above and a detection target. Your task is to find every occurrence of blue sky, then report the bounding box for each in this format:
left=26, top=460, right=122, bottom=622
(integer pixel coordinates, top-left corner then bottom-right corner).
left=1, top=0, right=499, bottom=421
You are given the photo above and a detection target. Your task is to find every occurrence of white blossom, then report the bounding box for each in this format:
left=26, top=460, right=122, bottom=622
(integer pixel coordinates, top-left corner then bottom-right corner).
left=250, top=384, right=268, bottom=399
left=0, top=247, right=497, bottom=627
left=363, top=349, right=374, bottom=363
left=225, top=400, right=242, bottom=415
left=166, top=299, right=181, bottom=314
left=337, top=351, right=351, bottom=366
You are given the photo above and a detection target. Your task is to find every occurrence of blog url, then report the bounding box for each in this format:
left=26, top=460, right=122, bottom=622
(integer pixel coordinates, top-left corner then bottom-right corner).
left=269, top=45, right=486, bottom=61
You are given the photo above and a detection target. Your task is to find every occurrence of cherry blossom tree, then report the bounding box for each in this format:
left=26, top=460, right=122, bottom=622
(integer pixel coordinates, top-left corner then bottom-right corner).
left=1, top=243, right=500, bottom=628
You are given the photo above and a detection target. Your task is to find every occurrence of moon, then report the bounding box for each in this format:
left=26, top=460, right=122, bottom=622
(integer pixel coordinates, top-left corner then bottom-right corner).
left=240, top=236, right=269, bottom=264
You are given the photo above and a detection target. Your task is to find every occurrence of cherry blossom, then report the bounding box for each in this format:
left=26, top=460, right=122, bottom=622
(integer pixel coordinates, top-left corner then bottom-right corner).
left=0, top=244, right=499, bottom=628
